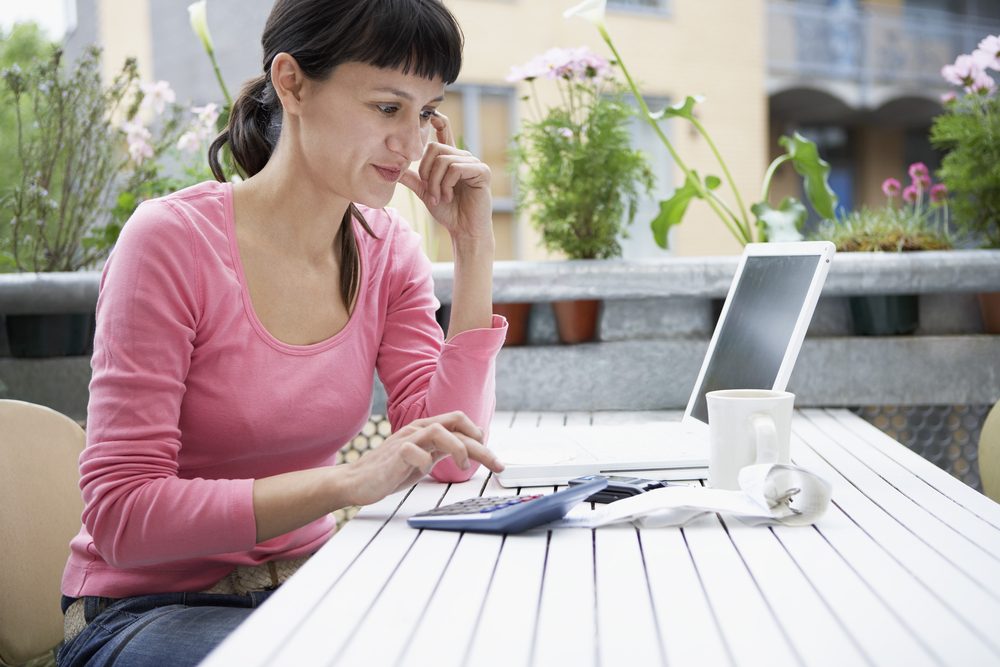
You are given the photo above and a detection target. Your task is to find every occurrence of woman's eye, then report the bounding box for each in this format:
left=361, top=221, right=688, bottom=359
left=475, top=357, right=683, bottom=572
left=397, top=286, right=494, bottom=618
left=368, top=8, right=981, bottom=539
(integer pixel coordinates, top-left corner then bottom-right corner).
left=376, top=104, right=399, bottom=115
left=420, top=109, right=436, bottom=121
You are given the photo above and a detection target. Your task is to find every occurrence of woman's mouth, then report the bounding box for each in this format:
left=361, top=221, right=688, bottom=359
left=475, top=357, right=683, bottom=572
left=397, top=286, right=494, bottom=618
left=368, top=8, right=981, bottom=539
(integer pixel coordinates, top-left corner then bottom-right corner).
left=373, top=165, right=402, bottom=182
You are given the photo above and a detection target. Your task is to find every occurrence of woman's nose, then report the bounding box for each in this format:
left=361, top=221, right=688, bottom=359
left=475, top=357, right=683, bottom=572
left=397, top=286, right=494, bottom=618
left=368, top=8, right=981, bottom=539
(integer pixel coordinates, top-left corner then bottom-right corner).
left=387, top=119, right=425, bottom=163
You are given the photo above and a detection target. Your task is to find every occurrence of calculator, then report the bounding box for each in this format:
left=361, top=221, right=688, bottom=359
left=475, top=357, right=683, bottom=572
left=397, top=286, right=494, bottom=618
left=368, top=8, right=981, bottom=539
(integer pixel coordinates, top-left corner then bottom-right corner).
left=407, top=477, right=608, bottom=534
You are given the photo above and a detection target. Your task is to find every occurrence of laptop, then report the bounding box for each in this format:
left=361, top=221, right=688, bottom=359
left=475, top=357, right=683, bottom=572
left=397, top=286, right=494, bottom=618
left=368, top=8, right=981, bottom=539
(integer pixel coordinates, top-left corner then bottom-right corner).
left=492, top=241, right=836, bottom=487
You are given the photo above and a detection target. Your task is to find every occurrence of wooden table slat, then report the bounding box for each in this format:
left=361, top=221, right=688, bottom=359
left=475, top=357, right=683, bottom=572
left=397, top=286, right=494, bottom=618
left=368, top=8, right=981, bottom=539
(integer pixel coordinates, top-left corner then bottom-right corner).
left=823, top=408, right=1000, bottom=530
left=720, top=516, right=869, bottom=667
left=678, top=512, right=800, bottom=667
left=594, top=526, right=664, bottom=665
left=805, top=410, right=1000, bottom=552
left=331, top=473, right=493, bottom=666
left=790, top=421, right=1000, bottom=663
left=268, top=480, right=455, bottom=665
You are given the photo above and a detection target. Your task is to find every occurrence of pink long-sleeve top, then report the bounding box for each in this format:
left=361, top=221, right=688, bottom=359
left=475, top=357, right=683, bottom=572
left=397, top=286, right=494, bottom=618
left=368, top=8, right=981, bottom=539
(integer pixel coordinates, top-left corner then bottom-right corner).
left=61, top=181, right=506, bottom=598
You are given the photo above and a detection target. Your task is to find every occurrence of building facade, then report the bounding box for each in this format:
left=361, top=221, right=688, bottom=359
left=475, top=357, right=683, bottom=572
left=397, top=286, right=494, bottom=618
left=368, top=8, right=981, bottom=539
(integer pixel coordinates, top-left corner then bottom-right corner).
left=66, top=0, right=1000, bottom=259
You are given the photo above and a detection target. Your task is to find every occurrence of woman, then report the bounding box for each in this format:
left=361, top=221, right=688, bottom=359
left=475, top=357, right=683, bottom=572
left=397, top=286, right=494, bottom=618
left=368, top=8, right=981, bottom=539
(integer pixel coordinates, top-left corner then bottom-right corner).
left=57, top=1, right=506, bottom=664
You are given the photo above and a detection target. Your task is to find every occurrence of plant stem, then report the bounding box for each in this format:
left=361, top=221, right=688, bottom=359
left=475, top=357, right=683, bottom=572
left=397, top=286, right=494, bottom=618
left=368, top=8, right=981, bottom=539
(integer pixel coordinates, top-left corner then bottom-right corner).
left=759, top=154, right=791, bottom=203
left=597, top=26, right=742, bottom=245
left=689, top=116, right=751, bottom=239
left=207, top=48, right=232, bottom=107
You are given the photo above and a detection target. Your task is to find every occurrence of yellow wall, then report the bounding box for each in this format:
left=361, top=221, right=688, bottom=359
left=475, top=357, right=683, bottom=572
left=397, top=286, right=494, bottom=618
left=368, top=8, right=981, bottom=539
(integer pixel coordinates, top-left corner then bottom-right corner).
left=96, top=0, right=153, bottom=84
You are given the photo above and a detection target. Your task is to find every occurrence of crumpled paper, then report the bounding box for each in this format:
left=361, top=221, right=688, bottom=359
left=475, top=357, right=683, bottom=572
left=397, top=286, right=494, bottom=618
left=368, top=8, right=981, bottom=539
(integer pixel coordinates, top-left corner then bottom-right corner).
left=552, top=463, right=832, bottom=529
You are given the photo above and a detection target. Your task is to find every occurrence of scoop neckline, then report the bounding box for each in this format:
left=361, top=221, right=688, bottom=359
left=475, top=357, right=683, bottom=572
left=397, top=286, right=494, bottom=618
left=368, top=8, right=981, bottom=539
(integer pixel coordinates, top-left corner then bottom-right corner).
left=222, top=181, right=366, bottom=356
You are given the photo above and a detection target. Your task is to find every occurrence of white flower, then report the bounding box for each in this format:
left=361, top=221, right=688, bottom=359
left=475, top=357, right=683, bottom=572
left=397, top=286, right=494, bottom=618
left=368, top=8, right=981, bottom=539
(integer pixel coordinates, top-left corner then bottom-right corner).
left=188, top=1, right=214, bottom=54
left=177, top=131, right=202, bottom=153
left=563, top=0, right=607, bottom=27
left=974, top=35, right=1000, bottom=71
left=122, top=120, right=154, bottom=164
left=139, top=80, right=176, bottom=116
left=192, top=102, right=220, bottom=128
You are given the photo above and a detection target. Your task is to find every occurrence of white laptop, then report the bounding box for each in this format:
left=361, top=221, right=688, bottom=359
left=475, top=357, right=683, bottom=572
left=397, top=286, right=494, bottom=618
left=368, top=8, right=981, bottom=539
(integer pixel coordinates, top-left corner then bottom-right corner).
left=492, top=241, right=836, bottom=487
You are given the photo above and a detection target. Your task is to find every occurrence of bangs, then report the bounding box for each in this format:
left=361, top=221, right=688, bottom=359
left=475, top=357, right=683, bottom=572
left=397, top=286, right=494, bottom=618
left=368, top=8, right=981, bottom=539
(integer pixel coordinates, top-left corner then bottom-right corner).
left=340, top=0, right=464, bottom=84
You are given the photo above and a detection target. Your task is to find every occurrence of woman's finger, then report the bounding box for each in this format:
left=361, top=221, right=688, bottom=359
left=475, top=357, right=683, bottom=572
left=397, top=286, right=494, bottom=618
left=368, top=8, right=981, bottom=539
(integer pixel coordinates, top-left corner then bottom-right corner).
left=398, top=168, right=425, bottom=199
left=399, top=441, right=434, bottom=475
left=412, top=422, right=472, bottom=470
left=408, top=411, right=483, bottom=441
left=426, top=154, right=479, bottom=204
left=439, top=160, right=490, bottom=204
left=453, top=431, right=505, bottom=473
left=431, top=111, right=455, bottom=147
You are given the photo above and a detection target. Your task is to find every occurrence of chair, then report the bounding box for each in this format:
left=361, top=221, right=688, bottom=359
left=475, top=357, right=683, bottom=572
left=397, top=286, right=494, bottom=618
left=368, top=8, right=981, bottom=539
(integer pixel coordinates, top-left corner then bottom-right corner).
left=981, top=400, right=1000, bottom=503
left=0, top=401, right=85, bottom=667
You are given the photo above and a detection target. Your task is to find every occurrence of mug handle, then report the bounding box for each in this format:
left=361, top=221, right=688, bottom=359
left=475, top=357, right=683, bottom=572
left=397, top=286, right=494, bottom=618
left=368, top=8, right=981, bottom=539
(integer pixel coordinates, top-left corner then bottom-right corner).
left=751, top=413, right=779, bottom=464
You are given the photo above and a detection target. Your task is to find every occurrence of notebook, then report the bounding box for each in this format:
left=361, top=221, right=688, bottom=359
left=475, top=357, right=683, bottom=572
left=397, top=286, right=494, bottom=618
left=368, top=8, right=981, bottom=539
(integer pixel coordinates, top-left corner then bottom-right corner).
left=492, top=241, right=836, bottom=487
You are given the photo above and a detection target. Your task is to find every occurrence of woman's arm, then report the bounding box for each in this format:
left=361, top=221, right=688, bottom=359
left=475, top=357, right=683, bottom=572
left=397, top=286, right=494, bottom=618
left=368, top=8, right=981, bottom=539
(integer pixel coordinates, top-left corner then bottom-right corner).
left=251, top=412, right=503, bottom=542
left=400, top=111, right=496, bottom=340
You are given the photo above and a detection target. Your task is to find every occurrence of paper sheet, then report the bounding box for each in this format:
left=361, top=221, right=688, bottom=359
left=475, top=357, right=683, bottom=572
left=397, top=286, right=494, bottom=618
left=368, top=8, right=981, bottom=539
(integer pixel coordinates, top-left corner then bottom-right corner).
left=551, top=463, right=832, bottom=529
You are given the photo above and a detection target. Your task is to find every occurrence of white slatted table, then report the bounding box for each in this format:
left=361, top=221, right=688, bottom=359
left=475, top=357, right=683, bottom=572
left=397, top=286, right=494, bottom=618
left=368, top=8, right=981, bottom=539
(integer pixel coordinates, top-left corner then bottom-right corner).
left=201, top=410, right=1000, bottom=667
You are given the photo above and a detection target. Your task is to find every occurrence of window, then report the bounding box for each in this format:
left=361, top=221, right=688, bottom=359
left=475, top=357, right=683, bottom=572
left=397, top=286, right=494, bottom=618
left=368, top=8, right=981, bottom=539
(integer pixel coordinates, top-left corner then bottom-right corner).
left=608, top=0, right=670, bottom=13
left=619, top=96, right=676, bottom=259
left=434, top=85, right=518, bottom=260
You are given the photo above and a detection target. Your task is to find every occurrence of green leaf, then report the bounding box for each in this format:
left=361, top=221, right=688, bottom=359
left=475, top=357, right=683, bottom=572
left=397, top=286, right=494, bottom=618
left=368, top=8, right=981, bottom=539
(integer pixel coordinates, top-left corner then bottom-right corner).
left=778, top=132, right=837, bottom=220
left=751, top=197, right=807, bottom=242
left=649, top=95, right=703, bottom=122
left=705, top=174, right=722, bottom=190
left=651, top=173, right=702, bottom=248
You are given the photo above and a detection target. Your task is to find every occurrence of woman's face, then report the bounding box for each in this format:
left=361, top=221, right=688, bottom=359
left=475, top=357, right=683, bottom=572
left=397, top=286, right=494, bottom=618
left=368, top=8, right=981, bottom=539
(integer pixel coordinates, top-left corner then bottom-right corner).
left=291, top=61, right=446, bottom=208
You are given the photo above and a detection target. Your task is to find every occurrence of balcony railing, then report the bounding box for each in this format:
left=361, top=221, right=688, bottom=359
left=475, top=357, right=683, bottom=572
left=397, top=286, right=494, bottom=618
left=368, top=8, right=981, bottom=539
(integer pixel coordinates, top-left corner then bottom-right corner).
left=768, top=1, right=1000, bottom=90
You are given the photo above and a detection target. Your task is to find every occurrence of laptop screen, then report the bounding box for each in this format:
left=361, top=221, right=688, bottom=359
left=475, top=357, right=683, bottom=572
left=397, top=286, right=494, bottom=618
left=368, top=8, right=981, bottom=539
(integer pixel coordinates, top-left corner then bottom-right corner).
left=689, top=254, right=821, bottom=423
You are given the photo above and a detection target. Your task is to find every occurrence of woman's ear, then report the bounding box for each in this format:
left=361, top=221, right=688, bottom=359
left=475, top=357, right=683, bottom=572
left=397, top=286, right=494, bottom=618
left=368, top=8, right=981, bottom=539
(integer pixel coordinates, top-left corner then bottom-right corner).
left=271, top=52, right=306, bottom=116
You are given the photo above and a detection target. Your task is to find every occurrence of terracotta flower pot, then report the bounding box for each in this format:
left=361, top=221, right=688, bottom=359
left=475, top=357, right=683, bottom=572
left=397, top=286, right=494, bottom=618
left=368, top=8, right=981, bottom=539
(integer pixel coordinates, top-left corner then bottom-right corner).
left=493, top=302, right=532, bottom=346
left=552, top=299, right=600, bottom=344
left=979, top=292, right=1000, bottom=334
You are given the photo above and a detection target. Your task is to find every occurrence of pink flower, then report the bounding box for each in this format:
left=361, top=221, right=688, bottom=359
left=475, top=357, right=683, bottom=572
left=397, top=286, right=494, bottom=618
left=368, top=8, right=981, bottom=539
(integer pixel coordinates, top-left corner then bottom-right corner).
left=558, top=127, right=574, bottom=139
left=929, top=183, right=948, bottom=204
left=507, top=47, right=611, bottom=83
left=908, top=162, right=929, bottom=184
left=968, top=70, right=997, bottom=95
left=902, top=185, right=919, bottom=204
left=940, top=91, right=957, bottom=104
left=975, top=35, right=1000, bottom=71
left=881, top=177, right=901, bottom=198
left=942, top=54, right=983, bottom=87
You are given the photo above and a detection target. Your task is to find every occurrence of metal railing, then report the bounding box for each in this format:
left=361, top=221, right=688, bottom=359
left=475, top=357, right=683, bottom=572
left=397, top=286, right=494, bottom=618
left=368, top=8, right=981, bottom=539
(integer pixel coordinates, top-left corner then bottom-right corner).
left=767, top=1, right=1000, bottom=90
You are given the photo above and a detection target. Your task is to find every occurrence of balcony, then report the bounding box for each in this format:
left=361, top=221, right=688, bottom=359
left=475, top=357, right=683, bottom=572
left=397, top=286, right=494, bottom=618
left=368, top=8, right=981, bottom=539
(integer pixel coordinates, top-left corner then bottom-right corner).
left=767, top=1, right=1000, bottom=108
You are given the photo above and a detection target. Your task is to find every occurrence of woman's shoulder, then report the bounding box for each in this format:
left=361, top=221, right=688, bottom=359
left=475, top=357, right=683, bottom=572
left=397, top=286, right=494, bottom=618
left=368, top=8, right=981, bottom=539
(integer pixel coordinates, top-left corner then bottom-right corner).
left=113, top=180, right=230, bottom=268
left=353, top=204, right=425, bottom=261
left=352, top=205, right=431, bottom=291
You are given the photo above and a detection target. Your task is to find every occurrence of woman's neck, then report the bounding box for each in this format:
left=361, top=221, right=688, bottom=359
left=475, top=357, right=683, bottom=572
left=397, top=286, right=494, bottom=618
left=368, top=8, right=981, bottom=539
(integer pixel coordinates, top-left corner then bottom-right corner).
left=232, top=146, right=351, bottom=265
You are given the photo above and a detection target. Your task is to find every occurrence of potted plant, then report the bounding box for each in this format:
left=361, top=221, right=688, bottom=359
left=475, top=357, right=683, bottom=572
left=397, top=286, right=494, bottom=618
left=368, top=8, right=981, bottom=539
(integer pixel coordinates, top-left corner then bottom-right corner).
left=932, top=34, right=1000, bottom=333
left=812, top=165, right=952, bottom=335
left=0, top=44, right=213, bottom=356
left=563, top=0, right=839, bottom=250
left=508, top=47, right=654, bottom=343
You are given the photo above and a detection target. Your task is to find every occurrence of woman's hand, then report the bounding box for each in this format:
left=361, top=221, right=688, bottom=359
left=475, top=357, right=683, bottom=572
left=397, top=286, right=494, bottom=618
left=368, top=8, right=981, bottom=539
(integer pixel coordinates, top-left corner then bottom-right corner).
left=398, top=113, right=494, bottom=245
left=343, top=411, right=505, bottom=507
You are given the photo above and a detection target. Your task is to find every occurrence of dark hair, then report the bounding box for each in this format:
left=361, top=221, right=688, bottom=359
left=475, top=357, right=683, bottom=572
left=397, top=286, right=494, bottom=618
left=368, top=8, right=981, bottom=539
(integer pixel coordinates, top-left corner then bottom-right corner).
left=209, top=0, right=464, bottom=305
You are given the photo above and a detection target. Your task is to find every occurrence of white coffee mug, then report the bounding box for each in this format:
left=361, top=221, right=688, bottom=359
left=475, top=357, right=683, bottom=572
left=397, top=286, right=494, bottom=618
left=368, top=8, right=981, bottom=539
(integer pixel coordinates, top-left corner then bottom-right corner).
left=706, top=389, right=795, bottom=490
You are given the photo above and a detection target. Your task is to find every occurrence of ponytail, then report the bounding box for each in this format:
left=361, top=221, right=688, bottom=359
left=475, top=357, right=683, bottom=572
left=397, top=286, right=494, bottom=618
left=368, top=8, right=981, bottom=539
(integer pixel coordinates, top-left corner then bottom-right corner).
left=208, top=74, right=278, bottom=182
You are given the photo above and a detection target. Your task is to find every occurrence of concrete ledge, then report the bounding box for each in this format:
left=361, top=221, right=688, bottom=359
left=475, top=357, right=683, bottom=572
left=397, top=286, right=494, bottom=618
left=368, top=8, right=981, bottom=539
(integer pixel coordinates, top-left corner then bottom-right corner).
left=3, top=250, right=998, bottom=313
left=488, top=336, right=1000, bottom=411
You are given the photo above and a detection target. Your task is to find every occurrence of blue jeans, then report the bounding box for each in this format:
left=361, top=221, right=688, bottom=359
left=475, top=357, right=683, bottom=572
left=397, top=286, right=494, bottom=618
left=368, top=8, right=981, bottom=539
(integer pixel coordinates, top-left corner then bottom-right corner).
left=56, top=590, right=276, bottom=667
